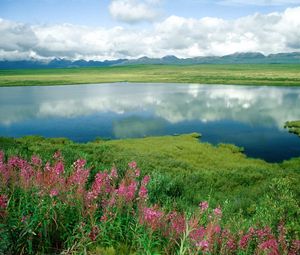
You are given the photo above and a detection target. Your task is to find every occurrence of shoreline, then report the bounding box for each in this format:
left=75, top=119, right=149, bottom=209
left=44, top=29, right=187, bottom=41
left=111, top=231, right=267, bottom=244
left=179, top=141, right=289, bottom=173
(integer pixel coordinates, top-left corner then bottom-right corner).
left=1, top=64, right=300, bottom=87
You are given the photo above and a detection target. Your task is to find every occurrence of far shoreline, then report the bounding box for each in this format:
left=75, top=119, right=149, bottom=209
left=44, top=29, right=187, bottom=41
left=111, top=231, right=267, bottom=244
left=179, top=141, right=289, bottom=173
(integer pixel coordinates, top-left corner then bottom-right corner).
left=1, top=64, right=300, bottom=87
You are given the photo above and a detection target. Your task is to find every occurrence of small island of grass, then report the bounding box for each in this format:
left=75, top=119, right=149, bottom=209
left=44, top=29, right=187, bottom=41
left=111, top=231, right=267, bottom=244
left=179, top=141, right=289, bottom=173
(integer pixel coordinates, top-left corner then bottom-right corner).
left=285, top=120, right=300, bottom=137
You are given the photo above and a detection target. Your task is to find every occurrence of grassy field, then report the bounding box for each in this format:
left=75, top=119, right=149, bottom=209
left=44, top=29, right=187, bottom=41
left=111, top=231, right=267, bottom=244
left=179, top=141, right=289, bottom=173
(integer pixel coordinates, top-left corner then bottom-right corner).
left=1, top=64, right=300, bottom=86
left=1, top=134, right=300, bottom=253
left=1, top=133, right=299, bottom=212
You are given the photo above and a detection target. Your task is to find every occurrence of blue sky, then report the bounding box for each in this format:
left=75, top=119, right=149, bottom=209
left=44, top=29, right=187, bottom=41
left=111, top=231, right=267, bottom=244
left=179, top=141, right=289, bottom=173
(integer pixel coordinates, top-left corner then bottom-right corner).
left=0, top=0, right=300, bottom=60
left=1, top=0, right=299, bottom=26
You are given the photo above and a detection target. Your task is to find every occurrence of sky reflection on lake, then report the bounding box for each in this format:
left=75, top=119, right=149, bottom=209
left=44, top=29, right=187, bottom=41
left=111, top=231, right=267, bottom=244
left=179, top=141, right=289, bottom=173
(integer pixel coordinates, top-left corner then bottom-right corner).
left=1, top=83, right=300, bottom=162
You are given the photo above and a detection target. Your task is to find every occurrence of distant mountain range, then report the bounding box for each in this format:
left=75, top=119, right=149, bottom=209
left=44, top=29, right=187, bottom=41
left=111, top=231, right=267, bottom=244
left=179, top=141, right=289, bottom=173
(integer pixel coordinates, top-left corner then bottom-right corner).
left=1, top=52, right=300, bottom=69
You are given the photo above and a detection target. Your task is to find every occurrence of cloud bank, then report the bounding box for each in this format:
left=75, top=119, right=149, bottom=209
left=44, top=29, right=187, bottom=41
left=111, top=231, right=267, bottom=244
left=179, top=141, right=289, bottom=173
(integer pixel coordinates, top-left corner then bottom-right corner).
left=0, top=6, right=300, bottom=60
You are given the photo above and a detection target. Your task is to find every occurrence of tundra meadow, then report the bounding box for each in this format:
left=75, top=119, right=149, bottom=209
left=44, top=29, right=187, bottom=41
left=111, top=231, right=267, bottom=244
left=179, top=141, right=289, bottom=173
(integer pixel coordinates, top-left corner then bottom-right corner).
left=1, top=0, right=300, bottom=254
left=0, top=134, right=299, bottom=254
left=0, top=150, right=299, bottom=255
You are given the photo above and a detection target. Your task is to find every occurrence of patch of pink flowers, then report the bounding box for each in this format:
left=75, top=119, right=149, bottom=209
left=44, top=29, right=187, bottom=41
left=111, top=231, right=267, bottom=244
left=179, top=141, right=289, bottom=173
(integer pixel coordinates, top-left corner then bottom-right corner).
left=196, top=240, right=209, bottom=252
left=199, top=201, right=209, bottom=212
left=50, top=189, right=59, bottom=198
left=213, top=206, right=222, bottom=218
left=141, top=205, right=164, bottom=231
left=0, top=150, right=299, bottom=255
left=0, top=194, right=7, bottom=209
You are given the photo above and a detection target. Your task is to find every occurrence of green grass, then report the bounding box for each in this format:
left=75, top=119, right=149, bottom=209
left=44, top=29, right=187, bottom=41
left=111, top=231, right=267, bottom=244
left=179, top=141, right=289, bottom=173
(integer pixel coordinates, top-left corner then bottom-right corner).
left=1, top=133, right=299, bottom=213
left=1, top=64, right=300, bottom=86
left=1, top=146, right=299, bottom=254
left=285, top=120, right=300, bottom=137
left=1, top=134, right=300, bottom=253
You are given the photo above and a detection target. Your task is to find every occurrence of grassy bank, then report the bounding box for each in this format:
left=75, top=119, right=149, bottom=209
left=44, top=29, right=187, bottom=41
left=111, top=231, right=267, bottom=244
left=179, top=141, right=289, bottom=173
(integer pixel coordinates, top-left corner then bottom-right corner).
left=1, top=64, right=300, bottom=87
left=285, top=120, right=300, bottom=137
left=1, top=134, right=300, bottom=254
left=1, top=134, right=299, bottom=212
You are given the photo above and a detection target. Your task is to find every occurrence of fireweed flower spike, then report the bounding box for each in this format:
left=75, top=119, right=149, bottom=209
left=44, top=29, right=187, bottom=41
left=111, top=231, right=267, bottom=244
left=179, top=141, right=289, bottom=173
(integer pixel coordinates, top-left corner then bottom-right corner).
left=50, top=189, right=59, bottom=197
left=196, top=240, right=209, bottom=252
left=199, top=201, right=209, bottom=212
left=213, top=206, right=222, bottom=218
left=0, top=194, right=8, bottom=209
left=31, top=155, right=42, bottom=167
left=128, top=161, right=137, bottom=169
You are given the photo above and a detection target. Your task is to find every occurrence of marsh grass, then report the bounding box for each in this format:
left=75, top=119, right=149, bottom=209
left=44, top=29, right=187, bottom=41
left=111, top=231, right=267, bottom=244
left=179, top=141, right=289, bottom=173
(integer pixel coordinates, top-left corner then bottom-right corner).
left=285, top=121, right=300, bottom=137
left=1, top=64, right=300, bottom=87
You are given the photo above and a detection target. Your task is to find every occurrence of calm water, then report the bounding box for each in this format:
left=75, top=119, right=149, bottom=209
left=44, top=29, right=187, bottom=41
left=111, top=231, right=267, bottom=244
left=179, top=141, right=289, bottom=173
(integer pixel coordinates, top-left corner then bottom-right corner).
left=1, top=83, right=300, bottom=162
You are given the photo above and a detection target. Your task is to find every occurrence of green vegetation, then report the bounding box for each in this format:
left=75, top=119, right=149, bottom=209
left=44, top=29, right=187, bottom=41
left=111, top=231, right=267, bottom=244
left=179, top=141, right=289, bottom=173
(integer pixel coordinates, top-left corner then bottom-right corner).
left=1, top=134, right=300, bottom=254
left=1, top=64, right=300, bottom=86
left=285, top=120, right=300, bottom=137
left=1, top=134, right=299, bottom=213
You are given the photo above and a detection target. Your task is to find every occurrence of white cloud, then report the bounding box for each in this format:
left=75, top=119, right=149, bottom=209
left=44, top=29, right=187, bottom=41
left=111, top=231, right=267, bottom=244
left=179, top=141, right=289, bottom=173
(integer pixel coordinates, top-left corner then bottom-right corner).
left=109, top=0, right=161, bottom=24
left=0, top=6, right=300, bottom=60
left=0, top=18, right=38, bottom=52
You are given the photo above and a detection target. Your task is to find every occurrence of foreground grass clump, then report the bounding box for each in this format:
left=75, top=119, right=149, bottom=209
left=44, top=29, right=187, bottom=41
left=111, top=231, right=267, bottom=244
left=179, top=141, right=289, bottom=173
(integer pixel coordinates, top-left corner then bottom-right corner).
left=1, top=64, right=300, bottom=87
left=285, top=121, right=300, bottom=137
left=0, top=151, right=300, bottom=254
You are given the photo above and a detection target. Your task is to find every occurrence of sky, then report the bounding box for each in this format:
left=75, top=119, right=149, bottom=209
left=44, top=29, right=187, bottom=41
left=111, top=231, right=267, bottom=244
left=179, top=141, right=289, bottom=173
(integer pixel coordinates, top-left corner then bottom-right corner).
left=0, top=0, right=300, bottom=60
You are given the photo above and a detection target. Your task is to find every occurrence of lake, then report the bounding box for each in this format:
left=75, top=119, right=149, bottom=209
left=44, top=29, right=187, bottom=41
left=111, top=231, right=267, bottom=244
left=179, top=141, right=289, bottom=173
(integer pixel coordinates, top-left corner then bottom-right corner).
left=1, top=83, right=300, bottom=162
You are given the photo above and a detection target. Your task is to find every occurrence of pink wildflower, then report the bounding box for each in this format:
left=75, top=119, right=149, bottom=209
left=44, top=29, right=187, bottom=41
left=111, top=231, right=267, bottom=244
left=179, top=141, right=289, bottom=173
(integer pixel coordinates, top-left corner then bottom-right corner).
left=91, top=172, right=109, bottom=195
left=53, top=151, right=62, bottom=160
left=8, top=156, right=20, bottom=168
left=127, top=181, right=137, bottom=200
left=50, top=189, right=59, bottom=197
left=31, top=155, right=42, bottom=166
left=168, top=212, right=186, bottom=235
left=190, top=227, right=206, bottom=242
left=0, top=151, right=4, bottom=165
left=117, top=181, right=137, bottom=202
left=19, top=160, right=34, bottom=187
left=196, top=240, right=209, bottom=252
left=68, top=159, right=90, bottom=193
left=0, top=194, right=8, bottom=209
left=108, top=196, right=116, bottom=207
left=54, top=161, right=64, bottom=175
left=135, top=168, right=140, bottom=177
left=101, top=214, right=108, bottom=222
left=289, top=240, right=300, bottom=255
left=110, top=166, right=118, bottom=179
left=0, top=162, right=10, bottom=184
left=128, top=161, right=137, bottom=169
left=199, top=201, right=209, bottom=212
left=138, top=185, right=148, bottom=200
left=142, top=206, right=164, bottom=231
left=73, top=159, right=86, bottom=170
left=214, top=225, right=221, bottom=234
left=227, top=238, right=237, bottom=252
left=278, top=222, right=288, bottom=253
left=142, top=175, right=150, bottom=186
left=239, top=233, right=252, bottom=249
left=249, top=227, right=255, bottom=234
left=259, top=239, right=279, bottom=255
left=256, top=227, right=273, bottom=241
left=213, top=206, right=222, bottom=218
left=89, top=226, right=100, bottom=241
left=44, top=162, right=52, bottom=172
